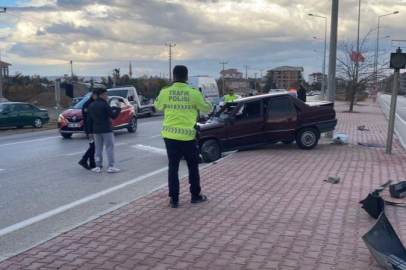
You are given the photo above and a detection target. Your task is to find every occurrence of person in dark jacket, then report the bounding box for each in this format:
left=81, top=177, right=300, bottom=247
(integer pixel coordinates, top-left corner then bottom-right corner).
left=88, top=89, right=121, bottom=173
left=297, top=84, right=307, bottom=102
left=78, top=90, right=97, bottom=170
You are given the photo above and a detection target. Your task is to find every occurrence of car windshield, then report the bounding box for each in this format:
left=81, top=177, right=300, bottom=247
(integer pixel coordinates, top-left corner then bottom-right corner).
left=72, top=97, right=89, bottom=109
left=0, top=104, right=7, bottom=112
left=108, top=90, right=128, bottom=98
left=216, top=102, right=238, bottom=120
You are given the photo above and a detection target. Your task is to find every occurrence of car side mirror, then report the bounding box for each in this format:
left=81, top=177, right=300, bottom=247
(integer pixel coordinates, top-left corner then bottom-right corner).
left=229, top=116, right=236, bottom=124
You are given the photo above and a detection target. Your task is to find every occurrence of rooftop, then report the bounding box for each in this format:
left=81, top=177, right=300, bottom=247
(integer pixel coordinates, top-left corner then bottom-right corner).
left=268, top=66, right=304, bottom=72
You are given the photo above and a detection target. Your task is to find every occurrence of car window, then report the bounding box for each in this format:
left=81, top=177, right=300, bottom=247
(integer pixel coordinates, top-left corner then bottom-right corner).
left=235, top=101, right=262, bottom=120
left=268, top=97, right=295, bottom=117
left=8, top=104, right=19, bottom=112
left=0, top=104, right=10, bottom=112
left=108, top=90, right=128, bottom=99
left=19, top=104, right=36, bottom=112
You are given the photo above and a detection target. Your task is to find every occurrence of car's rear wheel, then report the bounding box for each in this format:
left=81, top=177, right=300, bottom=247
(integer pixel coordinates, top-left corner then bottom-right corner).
left=296, top=128, right=319, bottom=150
left=61, top=133, right=73, bottom=139
left=282, top=139, right=295, bottom=145
left=201, top=139, right=221, bottom=163
left=127, top=116, right=137, bottom=133
left=16, top=125, right=24, bottom=129
left=33, top=118, right=43, bottom=128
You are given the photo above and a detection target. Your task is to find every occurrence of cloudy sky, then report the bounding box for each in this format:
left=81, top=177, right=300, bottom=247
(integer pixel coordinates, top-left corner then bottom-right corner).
left=0, top=0, right=405, bottom=80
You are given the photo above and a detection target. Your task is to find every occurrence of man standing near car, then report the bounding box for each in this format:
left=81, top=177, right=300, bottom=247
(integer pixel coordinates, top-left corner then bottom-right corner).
left=78, top=90, right=97, bottom=170
left=155, top=65, right=212, bottom=208
left=224, top=89, right=237, bottom=104
left=88, top=89, right=121, bottom=173
left=297, top=84, right=307, bottom=102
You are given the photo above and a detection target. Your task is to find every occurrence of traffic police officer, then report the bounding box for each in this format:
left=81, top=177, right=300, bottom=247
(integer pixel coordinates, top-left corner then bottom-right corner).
left=155, top=65, right=212, bottom=208
left=224, top=89, right=237, bottom=104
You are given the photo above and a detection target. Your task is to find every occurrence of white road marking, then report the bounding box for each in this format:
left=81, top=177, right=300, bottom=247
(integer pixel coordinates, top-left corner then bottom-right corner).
left=132, top=144, right=167, bottom=155
left=115, top=143, right=126, bottom=146
left=0, top=136, right=61, bottom=148
left=0, top=166, right=169, bottom=237
left=138, top=121, right=163, bottom=126
left=67, top=151, right=85, bottom=156
left=380, top=98, right=406, bottom=126
left=152, top=135, right=161, bottom=138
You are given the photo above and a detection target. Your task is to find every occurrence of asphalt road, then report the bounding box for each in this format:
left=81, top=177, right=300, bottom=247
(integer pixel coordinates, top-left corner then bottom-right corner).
left=378, top=94, right=406, bottom=148
left=0, top=115, right=213, bottom=261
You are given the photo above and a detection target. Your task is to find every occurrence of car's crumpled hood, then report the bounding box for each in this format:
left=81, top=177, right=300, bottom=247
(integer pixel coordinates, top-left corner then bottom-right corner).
left=198, top=117, right=225, bottom=131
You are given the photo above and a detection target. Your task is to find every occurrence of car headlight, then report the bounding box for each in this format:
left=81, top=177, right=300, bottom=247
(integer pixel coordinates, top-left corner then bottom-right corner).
left=58, top=114, right=65, bottom=121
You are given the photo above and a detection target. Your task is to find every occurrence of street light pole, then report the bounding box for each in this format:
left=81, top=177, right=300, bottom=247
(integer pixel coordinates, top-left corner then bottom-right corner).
left=326, top=0, right=339, bottom=138
left=0, top=8, right=6, bottom=101
left=309, top=14, right=327, bottom=101
left=374, top=11, right=399, bottom=84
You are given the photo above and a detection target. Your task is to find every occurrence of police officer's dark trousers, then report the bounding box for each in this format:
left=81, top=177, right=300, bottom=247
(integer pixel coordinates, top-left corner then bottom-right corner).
left=164, top=138, right=201, bottom=202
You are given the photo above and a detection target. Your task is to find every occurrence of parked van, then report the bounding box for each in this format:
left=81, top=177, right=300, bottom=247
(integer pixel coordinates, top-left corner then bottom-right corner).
left=107, top=86, right=155, bottom=117
left=187, top=76, right=220, bottom=113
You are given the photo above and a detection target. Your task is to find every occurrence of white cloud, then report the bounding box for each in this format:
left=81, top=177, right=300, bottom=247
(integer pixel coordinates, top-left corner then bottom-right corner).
left=0, top=0, right=405, bottom=79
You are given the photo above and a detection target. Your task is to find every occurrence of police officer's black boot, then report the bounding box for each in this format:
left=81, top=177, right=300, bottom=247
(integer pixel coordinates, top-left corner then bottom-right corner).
left=169, top=198, right=178, bottom=208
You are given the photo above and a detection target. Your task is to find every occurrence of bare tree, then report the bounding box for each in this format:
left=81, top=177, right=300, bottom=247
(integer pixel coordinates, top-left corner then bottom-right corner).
left=336, top=27, right=389, bottom=112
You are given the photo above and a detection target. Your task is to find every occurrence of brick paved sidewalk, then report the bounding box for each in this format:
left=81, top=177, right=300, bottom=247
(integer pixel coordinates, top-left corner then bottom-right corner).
left=1, top=101, right=406, bottom=270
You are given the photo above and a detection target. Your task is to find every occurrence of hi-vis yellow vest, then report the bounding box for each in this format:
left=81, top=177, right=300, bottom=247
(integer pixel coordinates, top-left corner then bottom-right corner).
left=154, top=82, right=212, bottom=141
left=225, top=94, right=237, bottom=104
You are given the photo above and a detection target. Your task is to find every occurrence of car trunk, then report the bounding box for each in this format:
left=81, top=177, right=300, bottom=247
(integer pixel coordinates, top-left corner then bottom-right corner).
left=306, top=101, right=334, bottom=107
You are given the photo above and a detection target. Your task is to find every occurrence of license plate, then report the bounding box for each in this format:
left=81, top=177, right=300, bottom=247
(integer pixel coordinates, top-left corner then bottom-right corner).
left=68, top=123, right=81, bottom=128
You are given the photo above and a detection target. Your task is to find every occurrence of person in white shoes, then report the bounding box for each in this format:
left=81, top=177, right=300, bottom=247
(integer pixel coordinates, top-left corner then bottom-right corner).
left=87, top=89, right=121, bottom=173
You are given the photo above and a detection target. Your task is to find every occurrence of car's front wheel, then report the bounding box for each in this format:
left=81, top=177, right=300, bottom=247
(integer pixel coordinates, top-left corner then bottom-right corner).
left=200, top=139, right=221, bottom=162
left=33, top=118, right=43, bottom=128
left=127, top=116, right=137, bottom=133
left=296, top=128, right=319, bottom=150
left=61, top=133, right=73, bottom=139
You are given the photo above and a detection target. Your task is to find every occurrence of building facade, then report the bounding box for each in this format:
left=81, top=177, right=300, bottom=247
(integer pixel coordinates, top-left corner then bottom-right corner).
left=220, top=69, right=248, bottom=90
left=0, top=61, right=11, bottom=80
left=267, top=66, right=303, bottom=90
left=308, top=72, right=327, bottom=85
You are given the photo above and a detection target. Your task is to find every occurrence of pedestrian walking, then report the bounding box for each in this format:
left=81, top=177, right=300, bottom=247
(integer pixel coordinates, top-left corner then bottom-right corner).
left=87, top=89, right=121, bottom=173
left=78, top=90, right=97, bottom=170
left=297, top=84, right=307, bottom=102
left=155, top=65, right=212, bottom=208
left=371, top=85, right=378, bottom=103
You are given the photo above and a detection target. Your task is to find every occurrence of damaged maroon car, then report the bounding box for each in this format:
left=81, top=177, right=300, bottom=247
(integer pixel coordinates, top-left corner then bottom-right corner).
left=197, top=93, right=337, bottom=162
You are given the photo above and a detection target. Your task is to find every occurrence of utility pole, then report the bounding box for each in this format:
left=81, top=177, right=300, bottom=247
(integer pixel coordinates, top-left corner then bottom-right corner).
left=220, top=61, right=228, bottom=96
left=243, top=65, right=250, bottom=80
left=70, top=60, right=74, bottom=82
left=254, top=73, right=257, bottom=91
left=326, top=0, right=339, bottom=138
left=354, top=0, right=361, bottom=105
left=260, top=69, right=264, bottom=80
left=165, top=44, right=176, bottom=82
left=0, top=8, right=7, bottom=101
